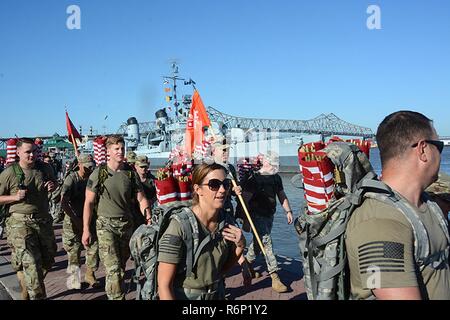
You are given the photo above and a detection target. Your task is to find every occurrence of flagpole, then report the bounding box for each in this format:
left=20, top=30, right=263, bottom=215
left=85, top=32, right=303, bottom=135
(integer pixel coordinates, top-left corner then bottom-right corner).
left=188, top=89, right=266, bottom=256
left=208, top=125, right=267, bottom=257
left=71, top=133, right=80, bottom=158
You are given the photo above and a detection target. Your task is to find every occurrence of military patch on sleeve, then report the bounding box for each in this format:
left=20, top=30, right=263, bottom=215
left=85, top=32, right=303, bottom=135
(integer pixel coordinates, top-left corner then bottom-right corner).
left=158, top=234, right=182, bottom=255
left=87, top=179, right=93, bottom=189
left=358, top=241, right=405, bottom=274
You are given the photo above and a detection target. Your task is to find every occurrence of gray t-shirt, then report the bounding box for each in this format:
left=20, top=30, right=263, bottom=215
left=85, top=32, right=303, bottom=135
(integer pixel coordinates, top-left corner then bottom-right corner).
left=87, top=165, right=143, bottom=218
left=0, top=162, right=56, bottom=216
left=157, top=209, right=233, bottom=289
left=346, top=198, right=450, bottom=300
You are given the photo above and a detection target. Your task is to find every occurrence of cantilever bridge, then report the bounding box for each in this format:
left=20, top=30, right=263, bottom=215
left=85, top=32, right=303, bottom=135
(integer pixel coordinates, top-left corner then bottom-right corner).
left=117, top=106, right=375, bottom=139
left=0, top=108, right=374, bottom=150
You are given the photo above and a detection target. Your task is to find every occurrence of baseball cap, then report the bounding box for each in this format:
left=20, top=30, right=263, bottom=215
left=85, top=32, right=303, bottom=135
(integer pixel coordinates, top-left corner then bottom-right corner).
left=135, top=155, right=149, bottom=167
left=78, top=154, right=95, bottom=169
left=127, top=151, right=137, bottom=164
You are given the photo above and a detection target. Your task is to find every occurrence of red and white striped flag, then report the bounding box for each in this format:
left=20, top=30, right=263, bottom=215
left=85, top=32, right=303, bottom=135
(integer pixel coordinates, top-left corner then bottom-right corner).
left=6, top=138, right=18, bottom=165
left=93, top=136, right=107, bottom=165
left=298, top=142, right=335, bottom=214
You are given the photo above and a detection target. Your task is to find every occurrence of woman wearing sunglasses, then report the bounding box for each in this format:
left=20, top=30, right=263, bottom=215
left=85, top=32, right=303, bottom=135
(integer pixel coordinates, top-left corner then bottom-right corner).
left=157, top=162, right=246, bottom=300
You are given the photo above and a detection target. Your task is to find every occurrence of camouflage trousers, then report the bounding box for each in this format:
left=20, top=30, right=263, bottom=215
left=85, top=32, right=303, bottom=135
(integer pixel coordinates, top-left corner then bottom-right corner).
left=245, top=214, right=280, bottom=274
left=96, top=215, right=133, bottom=300
left=49, top=199, right=64, bottom=223
left=62, top=215, right=99, bottom=270
left=5, top=213, right=57, bottom=300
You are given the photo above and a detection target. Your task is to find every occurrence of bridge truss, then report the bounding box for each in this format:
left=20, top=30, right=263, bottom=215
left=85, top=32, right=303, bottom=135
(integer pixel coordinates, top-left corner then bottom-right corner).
left=117, top=106, right=374, bottom=139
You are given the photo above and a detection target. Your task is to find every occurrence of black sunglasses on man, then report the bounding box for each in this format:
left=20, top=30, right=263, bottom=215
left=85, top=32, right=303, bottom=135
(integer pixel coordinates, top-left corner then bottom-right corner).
left=411, top=140, right=444, bottom=154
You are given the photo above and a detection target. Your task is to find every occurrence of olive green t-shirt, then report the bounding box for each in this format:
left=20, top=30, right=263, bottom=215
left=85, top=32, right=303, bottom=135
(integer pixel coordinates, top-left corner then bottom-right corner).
left=87, top=166, right=143, bottom=218
left=157, top=210, right=233, bottom=289
left=61, top=172, right=87, bottom=217
left=346, top=198, right=450, bottom=300
left=0, top=162, right=56, bottom=215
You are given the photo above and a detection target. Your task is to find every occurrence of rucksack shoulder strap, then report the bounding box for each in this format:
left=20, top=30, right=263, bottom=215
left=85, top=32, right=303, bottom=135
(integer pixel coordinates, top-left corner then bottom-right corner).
left=97, top=164, right=109, bottom=196
left=171, top=207, right=199, bottom=277
left=12, top=162, right=25, bottom=185
left=192, top=210, right=231, bottom=268
left=363, top=189, right=429, bottom=267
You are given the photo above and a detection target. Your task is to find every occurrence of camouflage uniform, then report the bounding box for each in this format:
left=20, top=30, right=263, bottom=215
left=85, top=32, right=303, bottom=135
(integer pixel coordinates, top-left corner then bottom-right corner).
left=245, top=215, right=279, bottom=274
left=61, top=171, right=99, bottom=272
left=0, top=162, right=57, bottom=300
left=49, top=184, right=64, bottom=223
left=157, top=209, right=233, bottom=300
left=87, top=165, right=142, bottom=300
left=63, top=215, right=99, bottom=270
left=96, top=215, right=133, bottom=299
left=243, top=172, right=284, bottom=274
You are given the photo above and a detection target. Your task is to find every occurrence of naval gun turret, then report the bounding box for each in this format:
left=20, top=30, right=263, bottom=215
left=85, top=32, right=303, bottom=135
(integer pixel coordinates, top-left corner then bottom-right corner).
left=126, top=117, right=140, bottom=148
left=155, top=109, right=169, bottom=131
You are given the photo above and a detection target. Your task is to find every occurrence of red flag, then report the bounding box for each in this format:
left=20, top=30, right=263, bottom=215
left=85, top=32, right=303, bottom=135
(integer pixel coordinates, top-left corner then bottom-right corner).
left=185, top=90, right=211, bottom=157
left=66, top=111, right=82, bottom=145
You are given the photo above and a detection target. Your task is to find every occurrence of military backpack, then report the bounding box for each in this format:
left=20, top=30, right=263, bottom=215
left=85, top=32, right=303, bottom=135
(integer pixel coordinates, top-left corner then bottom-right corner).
left=129, top=200, right=233, bottom=300
left=296, top=141, right=450, bottom=300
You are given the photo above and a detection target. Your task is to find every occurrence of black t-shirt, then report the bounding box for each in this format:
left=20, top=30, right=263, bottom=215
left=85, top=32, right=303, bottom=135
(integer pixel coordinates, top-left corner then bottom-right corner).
left=246, top=173, right=283, bottom=217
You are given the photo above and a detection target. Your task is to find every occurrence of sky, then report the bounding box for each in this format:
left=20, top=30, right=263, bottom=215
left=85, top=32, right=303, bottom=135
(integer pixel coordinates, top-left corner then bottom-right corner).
left=0, top=0, right=449, bottom=138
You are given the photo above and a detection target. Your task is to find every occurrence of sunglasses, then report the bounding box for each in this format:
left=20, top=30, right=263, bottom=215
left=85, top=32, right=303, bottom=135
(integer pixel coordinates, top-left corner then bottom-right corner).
left=200, top=178, right=232, bottom=191
left=411, top=140, right=444, bottom=154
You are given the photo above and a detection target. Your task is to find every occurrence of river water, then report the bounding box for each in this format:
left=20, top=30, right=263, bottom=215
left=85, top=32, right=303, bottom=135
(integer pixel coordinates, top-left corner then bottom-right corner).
left=246, top=147, right=450, bottom=260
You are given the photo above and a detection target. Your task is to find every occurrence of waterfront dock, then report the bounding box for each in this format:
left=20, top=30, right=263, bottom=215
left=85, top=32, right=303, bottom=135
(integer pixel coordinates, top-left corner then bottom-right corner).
left=0, top=223, right=306, bottom=300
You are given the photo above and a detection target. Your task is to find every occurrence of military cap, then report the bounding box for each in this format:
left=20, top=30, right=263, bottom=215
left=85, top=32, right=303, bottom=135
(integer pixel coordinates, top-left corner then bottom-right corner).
left=426, top=172, right=450, bottom=202
left=135, top=155, right=149, bottom=167
left=78, top=154, right=95, bottom=169
left=127, top=151, right=137, bottom=164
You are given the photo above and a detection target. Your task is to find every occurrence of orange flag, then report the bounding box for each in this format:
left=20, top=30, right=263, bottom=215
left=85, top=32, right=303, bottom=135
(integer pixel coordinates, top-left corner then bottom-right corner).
left=185, top=90, right=211, bottom=157
left=66, top=111, right=82, bottom=145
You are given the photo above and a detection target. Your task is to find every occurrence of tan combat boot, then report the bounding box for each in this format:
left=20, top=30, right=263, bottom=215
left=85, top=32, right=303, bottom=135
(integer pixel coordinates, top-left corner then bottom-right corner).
left=270, top=273, right=288, bottom=293
left=17, top=271, right=29, bottom=300
left=66, top=265, right=81, bottom=290
left=84, top=266, right=100, bottom=288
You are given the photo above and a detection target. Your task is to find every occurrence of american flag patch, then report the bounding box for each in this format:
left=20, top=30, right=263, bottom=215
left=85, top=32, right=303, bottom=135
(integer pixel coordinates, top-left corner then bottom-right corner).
left=358, top=241, right=405, bottom=274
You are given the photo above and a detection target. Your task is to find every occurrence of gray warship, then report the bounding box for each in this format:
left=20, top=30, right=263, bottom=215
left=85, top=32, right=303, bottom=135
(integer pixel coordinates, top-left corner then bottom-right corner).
left=119, top=63, right=373, bottom=172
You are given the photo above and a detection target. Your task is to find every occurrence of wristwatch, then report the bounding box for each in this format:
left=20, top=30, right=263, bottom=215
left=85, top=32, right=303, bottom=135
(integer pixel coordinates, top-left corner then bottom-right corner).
left=286, top=210, right=292, bottom=214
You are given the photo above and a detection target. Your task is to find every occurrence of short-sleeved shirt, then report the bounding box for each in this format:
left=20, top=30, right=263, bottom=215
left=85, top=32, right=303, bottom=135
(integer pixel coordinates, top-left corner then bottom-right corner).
left=87, top=165, right=143, bottom=218
left=61, top=172, right=87, bottom=217
left=346, top=197, right=450, bottom=300
left=0, top=162, right=56, bottom=215
left=246, top=172, right=283, bottom=217
left=157, top=209, right=234, bottom=289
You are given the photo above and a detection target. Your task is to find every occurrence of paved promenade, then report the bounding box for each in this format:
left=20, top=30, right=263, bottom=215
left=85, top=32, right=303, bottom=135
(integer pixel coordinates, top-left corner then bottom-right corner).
left=0, top=223, right=306, bottom=300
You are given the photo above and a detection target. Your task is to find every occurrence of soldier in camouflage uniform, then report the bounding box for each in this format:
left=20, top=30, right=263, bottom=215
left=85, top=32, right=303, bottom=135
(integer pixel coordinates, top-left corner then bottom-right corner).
left=44, top=154, right=64, bottom=224
left=132, top=155, right=156, bottom=229
left=61, top=154, right=99, bottom=290
left=0, top=138, right=57, bottom=300
left=241, top=151, right=294, bottom=293
left=82, top=136, right=151, bottom=300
